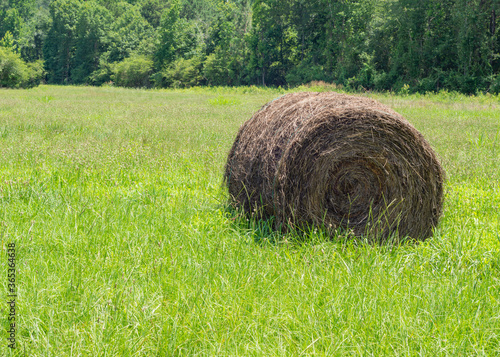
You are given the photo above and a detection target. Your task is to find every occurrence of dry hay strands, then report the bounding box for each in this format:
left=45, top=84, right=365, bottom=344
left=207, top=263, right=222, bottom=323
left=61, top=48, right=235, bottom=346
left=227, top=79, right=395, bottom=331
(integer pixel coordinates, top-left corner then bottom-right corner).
left=224, top=92, right=445, bottom=242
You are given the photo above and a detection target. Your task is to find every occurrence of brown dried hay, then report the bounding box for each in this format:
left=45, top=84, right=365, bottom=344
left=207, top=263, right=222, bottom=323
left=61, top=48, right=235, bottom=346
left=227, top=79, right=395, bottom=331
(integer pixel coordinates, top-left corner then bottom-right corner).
left=224, top=92, right=445, bottom=241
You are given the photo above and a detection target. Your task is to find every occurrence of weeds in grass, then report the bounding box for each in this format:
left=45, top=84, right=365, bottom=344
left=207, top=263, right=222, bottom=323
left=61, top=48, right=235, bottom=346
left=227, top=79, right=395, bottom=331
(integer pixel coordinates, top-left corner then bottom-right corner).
left=207, top=96, right=240, bottom=106
left=36, top=95, right=55, bottom=103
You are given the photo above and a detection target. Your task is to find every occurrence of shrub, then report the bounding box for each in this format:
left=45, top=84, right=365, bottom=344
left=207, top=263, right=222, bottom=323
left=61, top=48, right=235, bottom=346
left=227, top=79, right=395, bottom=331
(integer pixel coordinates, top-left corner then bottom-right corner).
left=25, top=60, right=45, bottom=87
left=204, top=52, right=231, bottom=86
left=488, top=74, right=500, bottom=94
left=0, top=46, right=44, bottom=88
left=88, top=54, right=114, bottom=86
left=285, top=60, right=326, bottom=87
left=159, top=57, right=202, bottom=88
left=372, top=71, right=394, bottom=91
left=112, top=55, right=153, bottom=88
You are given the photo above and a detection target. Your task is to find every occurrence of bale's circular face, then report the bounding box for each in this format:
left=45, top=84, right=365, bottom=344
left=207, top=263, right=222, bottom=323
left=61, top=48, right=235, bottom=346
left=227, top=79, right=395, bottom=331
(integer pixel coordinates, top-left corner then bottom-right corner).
left=225, top=92, right=444, bottom=241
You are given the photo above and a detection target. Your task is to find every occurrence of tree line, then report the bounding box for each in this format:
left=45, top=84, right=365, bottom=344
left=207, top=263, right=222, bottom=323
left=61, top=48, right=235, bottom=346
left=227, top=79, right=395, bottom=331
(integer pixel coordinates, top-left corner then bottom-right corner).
left=1, top=0, right=500, bottom=93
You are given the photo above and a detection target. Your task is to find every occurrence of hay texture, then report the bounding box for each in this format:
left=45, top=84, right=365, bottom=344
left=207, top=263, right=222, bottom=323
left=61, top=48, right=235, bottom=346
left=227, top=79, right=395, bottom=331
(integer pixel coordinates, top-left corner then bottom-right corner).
left=224, top=92, right=444, bottom=241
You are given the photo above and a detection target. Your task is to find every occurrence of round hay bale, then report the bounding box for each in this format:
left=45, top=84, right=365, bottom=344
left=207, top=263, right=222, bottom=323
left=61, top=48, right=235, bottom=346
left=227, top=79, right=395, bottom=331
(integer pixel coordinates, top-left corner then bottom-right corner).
left=224, top=92, right=445, bottom=241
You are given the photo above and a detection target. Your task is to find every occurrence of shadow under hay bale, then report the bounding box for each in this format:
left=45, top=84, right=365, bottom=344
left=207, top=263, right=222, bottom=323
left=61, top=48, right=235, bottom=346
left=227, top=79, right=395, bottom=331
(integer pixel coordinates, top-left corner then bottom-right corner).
left=224, top=92, right=445, bottom=242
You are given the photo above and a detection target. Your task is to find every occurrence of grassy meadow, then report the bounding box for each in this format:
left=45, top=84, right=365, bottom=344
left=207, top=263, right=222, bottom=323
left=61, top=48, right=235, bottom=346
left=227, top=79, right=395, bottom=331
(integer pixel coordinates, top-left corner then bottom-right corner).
left=0, top=85, right=499, bottom=356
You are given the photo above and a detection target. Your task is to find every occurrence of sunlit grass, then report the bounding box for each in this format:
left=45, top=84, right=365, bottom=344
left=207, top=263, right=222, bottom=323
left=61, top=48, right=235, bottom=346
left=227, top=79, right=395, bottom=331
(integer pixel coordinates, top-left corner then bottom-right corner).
left=0, top=85, right=499, bottom=356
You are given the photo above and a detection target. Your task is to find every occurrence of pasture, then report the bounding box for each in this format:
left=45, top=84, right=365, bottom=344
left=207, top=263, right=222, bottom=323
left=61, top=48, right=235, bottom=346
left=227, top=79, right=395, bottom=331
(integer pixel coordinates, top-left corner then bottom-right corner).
left=0, top=85, right=499, bottom=356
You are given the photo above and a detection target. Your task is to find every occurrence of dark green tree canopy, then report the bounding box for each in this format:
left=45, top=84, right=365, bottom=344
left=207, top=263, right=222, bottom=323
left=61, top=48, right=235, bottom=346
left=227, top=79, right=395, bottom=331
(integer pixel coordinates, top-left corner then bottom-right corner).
left=2, top=0, right=500, bottom=93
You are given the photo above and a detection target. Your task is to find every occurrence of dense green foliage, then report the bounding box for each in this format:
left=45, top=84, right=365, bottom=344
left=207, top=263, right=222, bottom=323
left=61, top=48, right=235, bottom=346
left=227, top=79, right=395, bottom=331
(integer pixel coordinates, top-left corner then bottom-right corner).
left=112, top=54, right=153, bottom=87
left=0, top=85, right=499, bottom=355
left=0, top=43, right=44, bottom=88
left=1, top=0, right=500, bottom=93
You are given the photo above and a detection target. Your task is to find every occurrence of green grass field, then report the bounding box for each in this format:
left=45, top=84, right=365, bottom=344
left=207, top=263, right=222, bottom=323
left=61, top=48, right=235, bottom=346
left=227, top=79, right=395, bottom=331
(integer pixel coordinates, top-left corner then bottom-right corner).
left=1, top=85, right=499, bottom=356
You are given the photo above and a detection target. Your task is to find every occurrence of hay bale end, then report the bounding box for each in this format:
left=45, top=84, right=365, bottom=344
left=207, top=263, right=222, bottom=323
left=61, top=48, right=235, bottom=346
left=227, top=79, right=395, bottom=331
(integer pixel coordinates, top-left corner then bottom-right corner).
left=224, top=92, right=444, bottom=241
